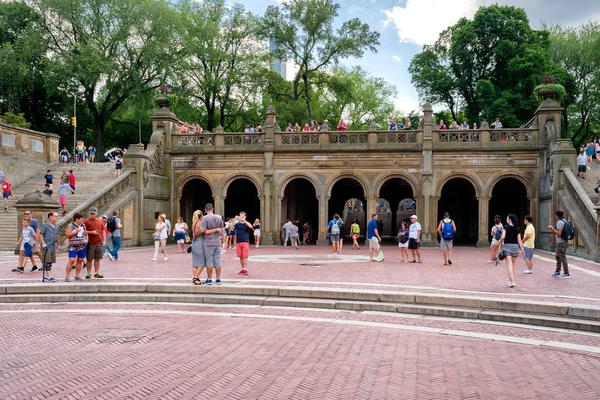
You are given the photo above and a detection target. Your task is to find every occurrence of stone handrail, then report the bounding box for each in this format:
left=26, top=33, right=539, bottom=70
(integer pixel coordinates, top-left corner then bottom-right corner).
left=561, top=168, right=597, bottom=225
left=280, top=132, right=321, bottom=146
left=57, top=170, right=135, bottom=245
left=490, top=129, right=536, bottom=143
left=329, top=131, right=369, bottom=145
left=377, top=130, right=418, bottom=144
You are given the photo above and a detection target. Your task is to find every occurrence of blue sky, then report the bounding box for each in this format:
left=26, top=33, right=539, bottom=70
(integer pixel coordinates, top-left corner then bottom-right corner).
left=236, top=0, right=600, bottom=113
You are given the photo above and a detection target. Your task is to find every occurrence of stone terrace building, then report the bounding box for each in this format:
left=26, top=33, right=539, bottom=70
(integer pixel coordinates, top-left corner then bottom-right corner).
left=124, top=96, right=575, bottom=252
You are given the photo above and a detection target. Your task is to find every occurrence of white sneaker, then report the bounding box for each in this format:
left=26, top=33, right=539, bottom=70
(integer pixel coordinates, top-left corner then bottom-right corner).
left=151, top=258, right=157, bottom=261
left=107, top=253, right=114, bottom=261
left=523, top=269, right=533, bottom=274
left=164, top=257, right=168, bottom=261
left=508, top=282, right=515, bottom=287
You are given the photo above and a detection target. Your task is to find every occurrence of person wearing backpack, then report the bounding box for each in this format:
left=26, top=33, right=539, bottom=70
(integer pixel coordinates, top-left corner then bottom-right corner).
left=489, top=215, right=504, bottom=264
left=327, top=214, right=343, bottom=256
left=350, top=219, right=361, bottom=250
left=437, top=212, right=457, bottom=265
left=548, top=210, right=572, bottom=278
left=106, top=210, right=122, bottom=261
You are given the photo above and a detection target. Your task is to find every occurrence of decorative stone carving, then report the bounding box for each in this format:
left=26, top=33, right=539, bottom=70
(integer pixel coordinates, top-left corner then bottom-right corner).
left=476, top=172, right=492, bottom=184
left=315, top=173, right=328, bottom=186
left=142, top=162, right=149, bottom=188
left=148, top=143, right=164, bottom=175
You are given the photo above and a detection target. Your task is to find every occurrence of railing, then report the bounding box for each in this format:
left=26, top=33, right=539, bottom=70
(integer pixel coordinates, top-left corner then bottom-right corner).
left=377, top=131, right=418, bottom=144
left=224, top=133, right=262, bottom=146
left=490, top=130, right=533, bottom=142
left=437, top=130, right=480, bottom=143
left=177, top=134, right=214, bottom=146
left=281, top=133, right=320, bottom=145
left=329, top=132, right=368, bottom=145
left=57, top=171, right=135, bottom=244
left=560, top=168, right=599, bottom=254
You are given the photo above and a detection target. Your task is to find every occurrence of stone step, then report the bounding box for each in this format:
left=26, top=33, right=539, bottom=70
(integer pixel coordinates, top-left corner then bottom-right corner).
left=2, top=284, right=600, bottom=333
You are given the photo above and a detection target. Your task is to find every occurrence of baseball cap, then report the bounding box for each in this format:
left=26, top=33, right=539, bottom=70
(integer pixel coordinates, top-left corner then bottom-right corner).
left=89, top=207, right=98, bottom=213
left=410, top=215, right=417, bottom=219
left=101, top=215, right=108, bottom=219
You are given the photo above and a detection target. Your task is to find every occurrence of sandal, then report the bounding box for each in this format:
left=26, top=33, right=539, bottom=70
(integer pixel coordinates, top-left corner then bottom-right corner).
left=409, top=260, right=416, bottom=263
left=192, top=278, right=203, bottom=285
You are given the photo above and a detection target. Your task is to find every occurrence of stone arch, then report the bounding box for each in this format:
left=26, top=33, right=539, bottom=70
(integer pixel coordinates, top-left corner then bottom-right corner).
left=326, top=173, right=369, bottom=198
left=485, top=173, right=533, bottom=199
left=278, top=173, right=321, bottom=199
left=176, top=174, right=215, bottom=200
left=374, top=173, right=420, bottom=199
left=436, top=173, right=482, bottom=198
left=221, top=173, right=263, bottom=199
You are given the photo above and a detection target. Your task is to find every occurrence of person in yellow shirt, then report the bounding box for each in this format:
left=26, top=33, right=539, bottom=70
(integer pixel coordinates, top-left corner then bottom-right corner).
left=522, top=215, right=536, bottom=274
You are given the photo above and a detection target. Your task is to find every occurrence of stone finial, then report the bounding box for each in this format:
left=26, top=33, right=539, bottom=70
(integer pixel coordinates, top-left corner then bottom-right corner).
left=16, top=190, right=59, bottom=206
left=266, top=102, right=276, bottom=115
left=480, top=120, right=489, bottom=129
left=369, top=121, right=378, bottom=131
left=423, top=102, right=433, bottom=112
left=215, top=125, right=224, bottom=134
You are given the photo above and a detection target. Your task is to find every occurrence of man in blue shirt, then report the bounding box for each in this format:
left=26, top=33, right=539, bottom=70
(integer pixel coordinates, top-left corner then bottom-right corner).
left=367, top=214, right=382, bottom=262
left=235, top=211, right=253, bottom=276
left=327, top=214, right=343, bottom=256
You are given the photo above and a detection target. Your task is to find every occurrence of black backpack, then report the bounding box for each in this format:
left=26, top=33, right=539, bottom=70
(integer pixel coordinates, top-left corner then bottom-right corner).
left=107, top=217, right=117, bottom=233
left=560, top=219, right=575, bottom=241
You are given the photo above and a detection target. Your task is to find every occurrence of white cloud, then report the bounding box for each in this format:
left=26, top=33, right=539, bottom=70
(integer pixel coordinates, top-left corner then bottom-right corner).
left=393, top=96, right=420, bottom=113
left=392, top=55, right=401, bottom=62
left=382, top=0, right=478, bottom=46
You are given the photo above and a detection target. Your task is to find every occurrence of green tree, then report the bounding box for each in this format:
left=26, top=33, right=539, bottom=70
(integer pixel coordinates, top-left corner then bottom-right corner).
left=262, top=0, right=380, bottom=118
left=33, top=0, right=178, bottom=155
left=175, top=0, right=268, bottom=132
left=409, top=5, right=571, bottom=126
left=313, top=66, right=397, bottom=130
left=1, top=112, right=31, bottom=129
left=548, top=22, right=600, bottom=144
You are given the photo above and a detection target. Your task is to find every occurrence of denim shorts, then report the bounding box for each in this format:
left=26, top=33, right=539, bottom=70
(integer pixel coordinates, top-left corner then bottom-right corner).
left=68, top=248, right=87, bottom=259
left=204, top=246, right=222, bottom=267
left=523, top=247, right=534, bottom=260
left=503, top=243, right=520, bottom=257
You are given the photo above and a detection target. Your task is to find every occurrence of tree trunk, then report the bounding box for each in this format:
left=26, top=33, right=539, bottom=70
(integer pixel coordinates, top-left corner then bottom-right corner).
left=95, top=118, right=106, bottom=159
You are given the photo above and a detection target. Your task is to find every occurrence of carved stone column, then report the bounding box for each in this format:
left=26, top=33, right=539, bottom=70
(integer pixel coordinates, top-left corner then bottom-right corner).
left=317, top=194, right=330, bottom=245
left=213, top=194, right=224, bottom=217
left=477, top=196, right=490, bottom=247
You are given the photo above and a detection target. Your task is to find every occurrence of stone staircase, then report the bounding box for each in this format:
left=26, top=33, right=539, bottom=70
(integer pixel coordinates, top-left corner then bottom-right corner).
left=578, top=162, right=600, bottom=202
left=0, top=163, right=115, bottom=249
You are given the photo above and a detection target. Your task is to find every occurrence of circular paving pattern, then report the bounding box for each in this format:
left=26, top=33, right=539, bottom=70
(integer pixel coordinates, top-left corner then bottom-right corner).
left=249, top=253, right=370, bottom=264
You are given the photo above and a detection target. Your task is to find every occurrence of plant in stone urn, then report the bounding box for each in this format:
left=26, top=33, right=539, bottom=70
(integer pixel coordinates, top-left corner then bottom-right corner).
left=534, top=75, right=566, bottom=104
left=155, top=85, right=172, bottom=108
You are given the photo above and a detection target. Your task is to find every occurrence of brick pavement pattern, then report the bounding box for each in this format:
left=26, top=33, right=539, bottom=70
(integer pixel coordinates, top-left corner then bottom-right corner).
left=2, top=304, right=600, bottom=400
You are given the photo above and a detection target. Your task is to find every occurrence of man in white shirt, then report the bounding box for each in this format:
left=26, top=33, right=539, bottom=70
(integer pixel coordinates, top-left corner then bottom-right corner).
left=408, top=215, right=422, bottom=263
left=577, top=150, right=588, bottom=179
left=282, top=219, right=294, bottom=246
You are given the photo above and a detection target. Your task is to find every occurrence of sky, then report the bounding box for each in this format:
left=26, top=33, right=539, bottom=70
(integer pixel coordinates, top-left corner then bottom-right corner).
left=237, top=0, right=600, bottom=113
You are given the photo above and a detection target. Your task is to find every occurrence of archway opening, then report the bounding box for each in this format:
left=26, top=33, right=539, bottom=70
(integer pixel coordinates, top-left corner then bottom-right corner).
left=343, top=198, right=365, bottom=237
left=489, top=178, right=529, bottom=234
left=379, top=178, right=414, bottom=237
left=329, top=178, right=366, bottom=236
left=225, top=178, right=260, bottom=223
left=180, top=179, right=214, bottom=227
left=438, top=178, right=478, bottom=245
left=282, top=178, right=318, bottom=244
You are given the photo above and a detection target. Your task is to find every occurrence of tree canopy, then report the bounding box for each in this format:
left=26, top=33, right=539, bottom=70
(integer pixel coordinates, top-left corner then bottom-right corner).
left=409, top=5, right=573, bottom=127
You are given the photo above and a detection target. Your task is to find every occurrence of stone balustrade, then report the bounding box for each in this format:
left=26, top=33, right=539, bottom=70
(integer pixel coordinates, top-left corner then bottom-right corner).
left=0, top=123, right=60, bottom=162
left=433, top=128, right=538, bottom=149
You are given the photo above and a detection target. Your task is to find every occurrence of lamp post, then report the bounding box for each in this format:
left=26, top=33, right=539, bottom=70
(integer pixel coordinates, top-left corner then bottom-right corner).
left=73, top=97, right=77, bottom=162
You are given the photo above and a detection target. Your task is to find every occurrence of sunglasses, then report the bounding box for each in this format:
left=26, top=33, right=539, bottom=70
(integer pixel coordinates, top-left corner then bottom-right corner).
left=23, top=212, right=30, bottom=215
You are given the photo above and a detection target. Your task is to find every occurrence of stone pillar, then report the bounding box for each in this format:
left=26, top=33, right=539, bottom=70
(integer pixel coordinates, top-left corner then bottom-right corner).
left=477, top=196, right=490, bottom=247
left=213, top=194, right=224, bottom=217
left=421, top=102, right=435, bottom=246
left=263, top=104, right=276, bottom=245
left=125, top=144, right=149, bottom=246
left=366, top=196, right=377, bottom=224
left=317, top=194, right=330, bottom=245
left=262, top=177, right=274, bottom=245
left=14, top=191, right=60, bottom=254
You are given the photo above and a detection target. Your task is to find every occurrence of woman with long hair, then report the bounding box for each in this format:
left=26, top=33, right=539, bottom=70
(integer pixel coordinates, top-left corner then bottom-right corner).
left=152, top=215, right=168, bottom=261
left=350, top=219, right=360, bottom=250
left=253, top=218, right=261, bottom=249
left=397, top=221, right=409, bottom=262
left=500, top=214, right=525, bottom=288
left=191, top=210, right=205, bottom=284
left=489, top=215, right=503, bottom=263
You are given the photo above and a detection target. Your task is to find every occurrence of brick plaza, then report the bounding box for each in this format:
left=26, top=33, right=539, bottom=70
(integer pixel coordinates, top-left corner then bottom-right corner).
left=2, top=245, right=600, bottom=399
